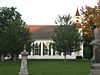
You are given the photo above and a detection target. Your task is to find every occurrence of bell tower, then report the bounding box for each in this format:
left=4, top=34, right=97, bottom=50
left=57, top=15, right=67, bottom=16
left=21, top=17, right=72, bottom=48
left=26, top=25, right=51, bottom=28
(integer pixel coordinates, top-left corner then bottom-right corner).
left=73, top=8, right=82, bottom=28
left=73, top=8, right=83, bottom=57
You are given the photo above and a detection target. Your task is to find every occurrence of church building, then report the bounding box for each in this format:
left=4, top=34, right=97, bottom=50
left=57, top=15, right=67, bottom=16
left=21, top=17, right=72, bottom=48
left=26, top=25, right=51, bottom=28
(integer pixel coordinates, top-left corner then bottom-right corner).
left=19, top=9, right=83, bottom=59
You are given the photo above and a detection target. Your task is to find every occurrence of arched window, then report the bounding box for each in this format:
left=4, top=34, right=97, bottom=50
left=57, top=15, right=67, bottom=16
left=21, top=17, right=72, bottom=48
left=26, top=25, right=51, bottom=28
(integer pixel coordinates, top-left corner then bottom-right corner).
left=33, top=43, right=41, bottom=55
left=43, top=43, right=48, bottom=55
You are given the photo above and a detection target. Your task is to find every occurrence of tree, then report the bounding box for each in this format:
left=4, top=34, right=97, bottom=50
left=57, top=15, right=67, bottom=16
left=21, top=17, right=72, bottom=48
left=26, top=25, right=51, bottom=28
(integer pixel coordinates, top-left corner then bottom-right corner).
left=52, top=15, right=81, bottom=63
left=0, top=7, right=31, bottom=61
left=81, top=1, right=100, bottom=59
left=81, top=0, right=100, bottom=38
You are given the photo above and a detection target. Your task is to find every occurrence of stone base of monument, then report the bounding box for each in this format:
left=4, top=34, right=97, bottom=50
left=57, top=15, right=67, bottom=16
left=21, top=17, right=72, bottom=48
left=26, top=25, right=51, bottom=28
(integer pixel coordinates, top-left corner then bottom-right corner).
left=89, top=63, right=100, bottom=75
left=18, top=68, right=28, bottom=75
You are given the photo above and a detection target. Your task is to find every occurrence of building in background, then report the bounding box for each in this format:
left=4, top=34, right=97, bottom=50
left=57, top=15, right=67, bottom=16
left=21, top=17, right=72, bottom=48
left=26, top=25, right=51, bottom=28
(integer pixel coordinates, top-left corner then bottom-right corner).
left=19, top=9, right=83, bottom=59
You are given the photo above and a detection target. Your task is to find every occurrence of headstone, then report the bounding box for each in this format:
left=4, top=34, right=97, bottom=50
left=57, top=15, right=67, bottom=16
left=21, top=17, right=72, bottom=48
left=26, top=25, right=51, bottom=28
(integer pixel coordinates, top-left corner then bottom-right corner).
left=18, top=45, right=28, bottom=75
left=89, top=27, right=100, bottom=75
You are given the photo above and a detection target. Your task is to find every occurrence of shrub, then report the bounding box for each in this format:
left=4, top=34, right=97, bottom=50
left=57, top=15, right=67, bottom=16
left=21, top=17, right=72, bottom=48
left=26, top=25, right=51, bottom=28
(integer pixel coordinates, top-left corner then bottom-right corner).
left=76, top=56, right=82, bottom=59
left=84, top=46, right=93, bottom=59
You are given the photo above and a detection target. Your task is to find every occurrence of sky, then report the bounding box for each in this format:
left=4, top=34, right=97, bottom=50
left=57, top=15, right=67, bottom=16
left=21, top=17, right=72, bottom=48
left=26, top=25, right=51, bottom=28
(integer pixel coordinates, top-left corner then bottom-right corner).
left=0, top=0, right=99, bottom=25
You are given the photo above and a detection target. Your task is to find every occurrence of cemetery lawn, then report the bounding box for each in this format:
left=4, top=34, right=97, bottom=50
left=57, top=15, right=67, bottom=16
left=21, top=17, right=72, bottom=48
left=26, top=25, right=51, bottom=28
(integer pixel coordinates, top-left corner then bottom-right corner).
left=0, top=59, right=91, bottom=75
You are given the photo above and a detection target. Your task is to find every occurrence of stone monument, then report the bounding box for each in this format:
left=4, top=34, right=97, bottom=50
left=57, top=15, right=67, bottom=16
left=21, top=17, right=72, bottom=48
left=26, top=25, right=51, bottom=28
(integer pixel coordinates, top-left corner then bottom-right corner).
left=89, top=26, right=100, bottom=75
left=18, top=45, right=28, bottom=75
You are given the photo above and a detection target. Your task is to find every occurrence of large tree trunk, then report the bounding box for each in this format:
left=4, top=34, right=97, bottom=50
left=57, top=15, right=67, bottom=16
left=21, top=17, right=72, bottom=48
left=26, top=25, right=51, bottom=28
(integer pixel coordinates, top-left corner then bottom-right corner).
left=12, top=54, right=17, bottom=62
left=1, top=54, right=5, bottom=61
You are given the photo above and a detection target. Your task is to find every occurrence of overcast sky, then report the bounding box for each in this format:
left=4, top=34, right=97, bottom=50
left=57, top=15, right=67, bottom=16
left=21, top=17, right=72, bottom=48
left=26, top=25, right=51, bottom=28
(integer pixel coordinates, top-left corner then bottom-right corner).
left=0, top=0, right=98, bottom=25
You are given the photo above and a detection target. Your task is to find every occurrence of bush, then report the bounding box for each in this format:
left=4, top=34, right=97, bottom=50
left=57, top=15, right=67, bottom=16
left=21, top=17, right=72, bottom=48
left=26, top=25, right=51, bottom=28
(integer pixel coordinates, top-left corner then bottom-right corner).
left=84, top=46, right=93, bottom=59
left=76, top=56, right=82, bottom=59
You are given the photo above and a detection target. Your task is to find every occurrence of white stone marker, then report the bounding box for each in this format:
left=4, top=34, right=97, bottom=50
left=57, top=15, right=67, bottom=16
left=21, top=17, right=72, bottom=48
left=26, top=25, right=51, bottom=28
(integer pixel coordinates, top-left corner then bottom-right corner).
left=18, top=45, right=28, bottom=75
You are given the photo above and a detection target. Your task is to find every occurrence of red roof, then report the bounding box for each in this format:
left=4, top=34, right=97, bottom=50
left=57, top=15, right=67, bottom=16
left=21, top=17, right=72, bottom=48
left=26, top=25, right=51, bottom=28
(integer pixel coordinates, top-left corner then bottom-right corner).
left=26, top=25, right=56, bottom=32
left=26, top=25, right=57, bottom=40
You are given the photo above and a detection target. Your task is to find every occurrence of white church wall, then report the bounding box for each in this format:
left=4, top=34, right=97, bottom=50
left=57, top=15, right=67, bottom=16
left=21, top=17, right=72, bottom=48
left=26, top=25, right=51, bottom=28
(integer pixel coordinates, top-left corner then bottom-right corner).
left=19, top=39, right=83, bottom=59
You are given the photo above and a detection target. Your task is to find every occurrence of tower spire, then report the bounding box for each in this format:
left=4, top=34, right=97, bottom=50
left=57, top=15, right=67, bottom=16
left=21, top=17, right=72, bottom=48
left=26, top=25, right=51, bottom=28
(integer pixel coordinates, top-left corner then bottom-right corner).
left=74, top=7, right=81, bottom=28
left=75, top=8, right=80, bottom=16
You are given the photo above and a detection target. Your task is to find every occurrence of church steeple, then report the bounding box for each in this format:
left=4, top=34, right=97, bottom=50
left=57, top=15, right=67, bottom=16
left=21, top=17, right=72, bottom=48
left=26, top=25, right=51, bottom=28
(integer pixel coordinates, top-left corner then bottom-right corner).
left=74, top=8, right=82, bottom=28
left=74, top=8, right=81, bottom=22
left=75, top=8, right=80, bottom=16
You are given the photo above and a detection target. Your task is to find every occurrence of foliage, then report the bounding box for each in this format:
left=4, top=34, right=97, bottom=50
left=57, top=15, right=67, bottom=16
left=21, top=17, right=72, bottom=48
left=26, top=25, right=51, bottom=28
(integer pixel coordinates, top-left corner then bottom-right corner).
left=53, top=15, right=81, bottom=62
left=81, top=0, right=100, bottom=37
left=81, top=1, right=100, bottom=59
left=81, top=0, right=100, bottom=35
left=76, top=56, right=83, bottom=59
left=0, top=7, right=31, bottom=61
left=84, top=46, right=93, bottom=59
left=55, top=14, right=72, bottom=25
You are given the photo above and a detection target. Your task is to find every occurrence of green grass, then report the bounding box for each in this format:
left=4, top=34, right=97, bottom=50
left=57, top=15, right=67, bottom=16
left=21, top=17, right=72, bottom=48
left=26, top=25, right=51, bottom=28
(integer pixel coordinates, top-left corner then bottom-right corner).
left=0, top=59, right=91, bottom=75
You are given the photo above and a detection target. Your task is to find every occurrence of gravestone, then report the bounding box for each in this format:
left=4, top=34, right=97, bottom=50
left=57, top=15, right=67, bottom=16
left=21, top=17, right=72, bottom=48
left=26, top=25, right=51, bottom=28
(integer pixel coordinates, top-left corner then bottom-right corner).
left=18, top=45, right=28, bottom=75
left=89, top=27, right=100, bottom=75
